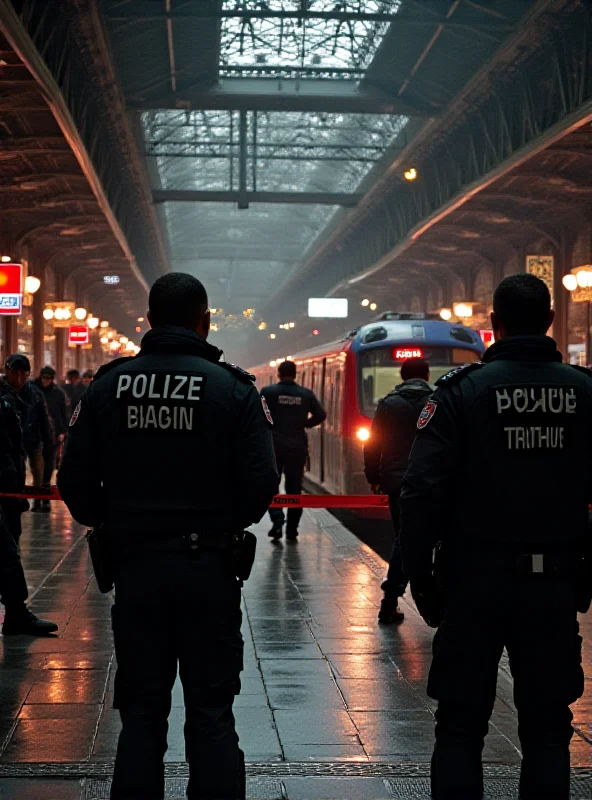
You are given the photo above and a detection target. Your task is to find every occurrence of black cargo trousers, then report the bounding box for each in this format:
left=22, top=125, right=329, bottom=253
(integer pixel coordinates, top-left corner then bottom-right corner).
left=428, top=573, right=583, bottom=800
left=268, top=435, right=307, bottom=532
left=110, top=548, right=245, bottom=800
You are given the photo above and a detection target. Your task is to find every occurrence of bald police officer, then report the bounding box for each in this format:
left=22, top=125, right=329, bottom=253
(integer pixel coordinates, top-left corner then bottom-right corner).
left=400, top=273, right=592, bottom=800
left=58, top=273, right=278, bottom=800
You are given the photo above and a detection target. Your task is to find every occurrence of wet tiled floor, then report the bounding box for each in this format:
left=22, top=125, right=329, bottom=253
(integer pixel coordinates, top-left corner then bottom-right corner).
left=0, top=504, right=591, bottom=797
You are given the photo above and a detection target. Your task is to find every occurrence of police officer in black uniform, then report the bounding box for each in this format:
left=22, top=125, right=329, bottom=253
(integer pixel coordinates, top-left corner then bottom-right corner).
left=58, top=273, right=278, bottom=800
left=400, top=273, right=592, bottom=800
left=261, top=360, right=326, bottom=540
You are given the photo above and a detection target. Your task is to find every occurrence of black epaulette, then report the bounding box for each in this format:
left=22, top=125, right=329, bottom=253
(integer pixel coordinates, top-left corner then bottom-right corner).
left=436, top=361, right=486, bottom=387
left=570, top=364, right=592, bottom=379
left=94, top=356, right=135, bottom=383
left=220, top=361, right=256, bottom=384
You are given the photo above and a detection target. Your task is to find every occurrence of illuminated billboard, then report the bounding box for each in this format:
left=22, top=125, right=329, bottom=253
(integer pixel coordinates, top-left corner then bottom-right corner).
left=307, top=298, right=348, bottom=318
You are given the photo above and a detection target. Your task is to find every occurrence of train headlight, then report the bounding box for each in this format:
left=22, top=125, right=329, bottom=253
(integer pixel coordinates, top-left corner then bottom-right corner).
left=356, top=426, right=370, bottom=442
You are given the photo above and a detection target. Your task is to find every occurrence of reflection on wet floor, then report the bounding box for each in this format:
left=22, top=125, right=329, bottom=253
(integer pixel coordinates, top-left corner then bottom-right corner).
left=0, top=503, right=591, bottom=798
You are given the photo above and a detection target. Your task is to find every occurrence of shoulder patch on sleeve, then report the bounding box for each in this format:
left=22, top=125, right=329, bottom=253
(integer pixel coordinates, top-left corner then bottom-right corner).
left=570, top=364, right=592, bottom=379
left=69, top=401, right=81, bottom=427
left=220, top=361, right=256, bottom=384
left=261, top=395, right=273, bottom=426
left=435, top=361, right=485, bottom=388
left=417, top=399, right=438, bottom=429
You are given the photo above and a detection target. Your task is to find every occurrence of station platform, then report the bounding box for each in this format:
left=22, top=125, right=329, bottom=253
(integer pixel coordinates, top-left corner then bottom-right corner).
left=0, top=505, right=591, bottom=799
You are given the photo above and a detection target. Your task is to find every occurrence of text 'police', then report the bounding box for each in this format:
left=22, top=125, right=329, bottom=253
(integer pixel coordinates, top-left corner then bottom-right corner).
left=495, top=385, right=577, bottom=451
left=116, top=372, right=205, bottom=431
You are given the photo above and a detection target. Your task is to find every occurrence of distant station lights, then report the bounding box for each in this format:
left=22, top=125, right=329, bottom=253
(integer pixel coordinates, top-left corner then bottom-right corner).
left=0, top=256, right=11, bottom=263
left=453, top=302, right=474, bottom=319
left=24, top=276, right=41, bottom=295
left=74, top=307, right=87, bottom=320
left=312, top=329, right=320, bottom=336
left=103, top=275, right=120, bottom=285
left=360, top=299, right=377, bottom=311
left=269, top=333, right=276, bottom=340
left=439, top=308, right=453, bottom=321
left=404, top=167, right=418, bottom=181
left=563, top=266, right=592, bottom=291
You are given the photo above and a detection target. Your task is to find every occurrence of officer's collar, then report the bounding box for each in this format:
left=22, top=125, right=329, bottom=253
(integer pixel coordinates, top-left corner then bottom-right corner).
left=483, top=335, right=562, bottom=363
left=138, top=325, right=223, bottom=364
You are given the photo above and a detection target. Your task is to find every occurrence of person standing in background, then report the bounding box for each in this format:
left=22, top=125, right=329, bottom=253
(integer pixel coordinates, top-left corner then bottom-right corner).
left=261, top=360, right=326, bottom=541
left=363, top=357, right=432, bottom=624
left=0, top=355, right=53, bottom=516
left=33, top=366, right=69, bottom=508
left=62, top=369, right=84, bottom=419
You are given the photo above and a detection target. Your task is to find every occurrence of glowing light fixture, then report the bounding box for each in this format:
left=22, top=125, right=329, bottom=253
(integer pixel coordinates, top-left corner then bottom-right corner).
left=440, top=308, right=452, bottom=321
left=312, top=329, right=319, bottom=336
left=0, top=256, right=11, bottom=263
left=74, top=307, right=87, bottom=320
left=119, top=336, right=128, bottom=344
left=269, top=333, right=276, bottom=339
left=258, top=322, right=267, bottom=330
left=125, top=341, right=135, bottom=352
left=100, top=320, right=109, bottom=328
left=562, top=274, right=578, bottom=291
left=100, top=336, right=109, bottom=345
left=43, top=308, right=54, bottom=321
left=87, top=317, right=100, bottom=329
left=269, top=360, right=277, bottom=367
left=356, top=426, right=371, bottom=442
left=453, top=302, right=473, bottom=318
left=24, top=276, right=41, bottom=294
left=576, top=269, right=592, bottom=289
left=288, top=322, right=295, bottom=328
left=137, top=317, right=144, bottom=322
left=404, top=167, right=418, bottom=181
left=361, top=298, right=370, bottom=307
left=369, top=302, right=377, bottom=311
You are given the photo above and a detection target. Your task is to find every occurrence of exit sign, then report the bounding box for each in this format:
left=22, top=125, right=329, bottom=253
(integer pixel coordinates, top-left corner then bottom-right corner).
left=69, top=325, right=89, bottom=345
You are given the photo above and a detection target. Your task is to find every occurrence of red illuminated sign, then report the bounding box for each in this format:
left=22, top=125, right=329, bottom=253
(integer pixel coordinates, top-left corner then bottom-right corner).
left=0, top=263, right=23, bottom=315
left=478, top=330, right=494, bottom=348
left=394, top=348, right=423, bottom=360
left=68, top=325, right=89, bottom=346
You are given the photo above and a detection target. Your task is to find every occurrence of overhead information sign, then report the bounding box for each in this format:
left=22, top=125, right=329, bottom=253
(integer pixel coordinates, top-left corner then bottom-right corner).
left=0, top=263, right=23, bottom=315
left=307, top=298, right=348, bottom=318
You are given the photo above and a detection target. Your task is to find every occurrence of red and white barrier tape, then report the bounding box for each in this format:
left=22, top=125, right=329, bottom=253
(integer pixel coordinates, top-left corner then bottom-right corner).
left=0, top=487, right=389, bottom=509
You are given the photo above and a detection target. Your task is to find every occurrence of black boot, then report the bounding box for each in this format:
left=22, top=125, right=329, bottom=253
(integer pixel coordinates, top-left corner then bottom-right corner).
left=268, top=523, right=283, bottom=540
left=378, top=596, right=404, bottom=624
left=3, top=608, right=58, bottom=636
left=286, top=527, right=298, bottom=541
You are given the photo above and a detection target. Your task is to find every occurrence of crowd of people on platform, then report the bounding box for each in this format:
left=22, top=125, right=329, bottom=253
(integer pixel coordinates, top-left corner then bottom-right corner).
left=0, top=357, right=95, bottom=507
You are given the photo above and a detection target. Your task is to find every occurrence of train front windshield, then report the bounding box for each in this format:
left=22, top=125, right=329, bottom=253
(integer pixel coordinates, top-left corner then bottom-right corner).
left=359, top=346, right=480, bottom=413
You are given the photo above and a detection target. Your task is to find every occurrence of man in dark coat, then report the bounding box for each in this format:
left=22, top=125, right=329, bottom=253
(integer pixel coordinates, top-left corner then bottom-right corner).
left=364, top=357, right=432, bottom=623
left=59, top=273, right=278, bottom=800
left=261, top=360, right=326, bottom=541
left=0, top=355, right=53, bottom=518
left=400, top=274, right=592, bottom=799
left=34, top=366, right=69, bottom=507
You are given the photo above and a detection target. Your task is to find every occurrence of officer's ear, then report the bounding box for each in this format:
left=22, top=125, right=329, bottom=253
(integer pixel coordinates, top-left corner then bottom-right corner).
left=546, top=308, right=555, bottom=332
left=199, top=309, right=211, bottom=339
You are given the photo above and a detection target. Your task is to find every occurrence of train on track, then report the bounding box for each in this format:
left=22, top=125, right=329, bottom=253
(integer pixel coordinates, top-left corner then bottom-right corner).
left=250, top=312, right=486, bottom=503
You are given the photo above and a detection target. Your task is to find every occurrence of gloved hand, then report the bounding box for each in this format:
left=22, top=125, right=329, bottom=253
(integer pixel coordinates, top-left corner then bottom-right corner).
left=410, top=576, right=443, bottom=628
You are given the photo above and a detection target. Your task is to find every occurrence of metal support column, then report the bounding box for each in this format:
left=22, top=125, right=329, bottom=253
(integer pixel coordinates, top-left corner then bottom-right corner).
left=32, top=261, right=46, bottom=375
left=554, top=231, right=570, bottom=361
left=238, top=110, right=248, bottom=210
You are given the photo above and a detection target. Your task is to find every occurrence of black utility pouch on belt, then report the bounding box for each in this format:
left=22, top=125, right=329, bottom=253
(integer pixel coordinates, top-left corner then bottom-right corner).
left=232, top=531, right=257, bottom=582
left=86, top=526, right=114, bottom=593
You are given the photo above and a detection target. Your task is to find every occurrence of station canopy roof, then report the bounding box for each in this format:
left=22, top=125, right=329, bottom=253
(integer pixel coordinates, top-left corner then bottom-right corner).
left=101, top=0, right=528, bottom=313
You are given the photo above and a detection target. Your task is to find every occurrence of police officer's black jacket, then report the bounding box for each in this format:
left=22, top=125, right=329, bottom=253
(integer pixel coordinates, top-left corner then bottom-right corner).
left=0, top=393, right=26, bottom=492
left=400, top=336, right=592, bottom=580
left=260, top=380, right=326, bottom=447
left=58, top=326, right=279, bottom=536
left=364, top=378, right=433, bottom=495
left=0, top=380, right=53, bottom=455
